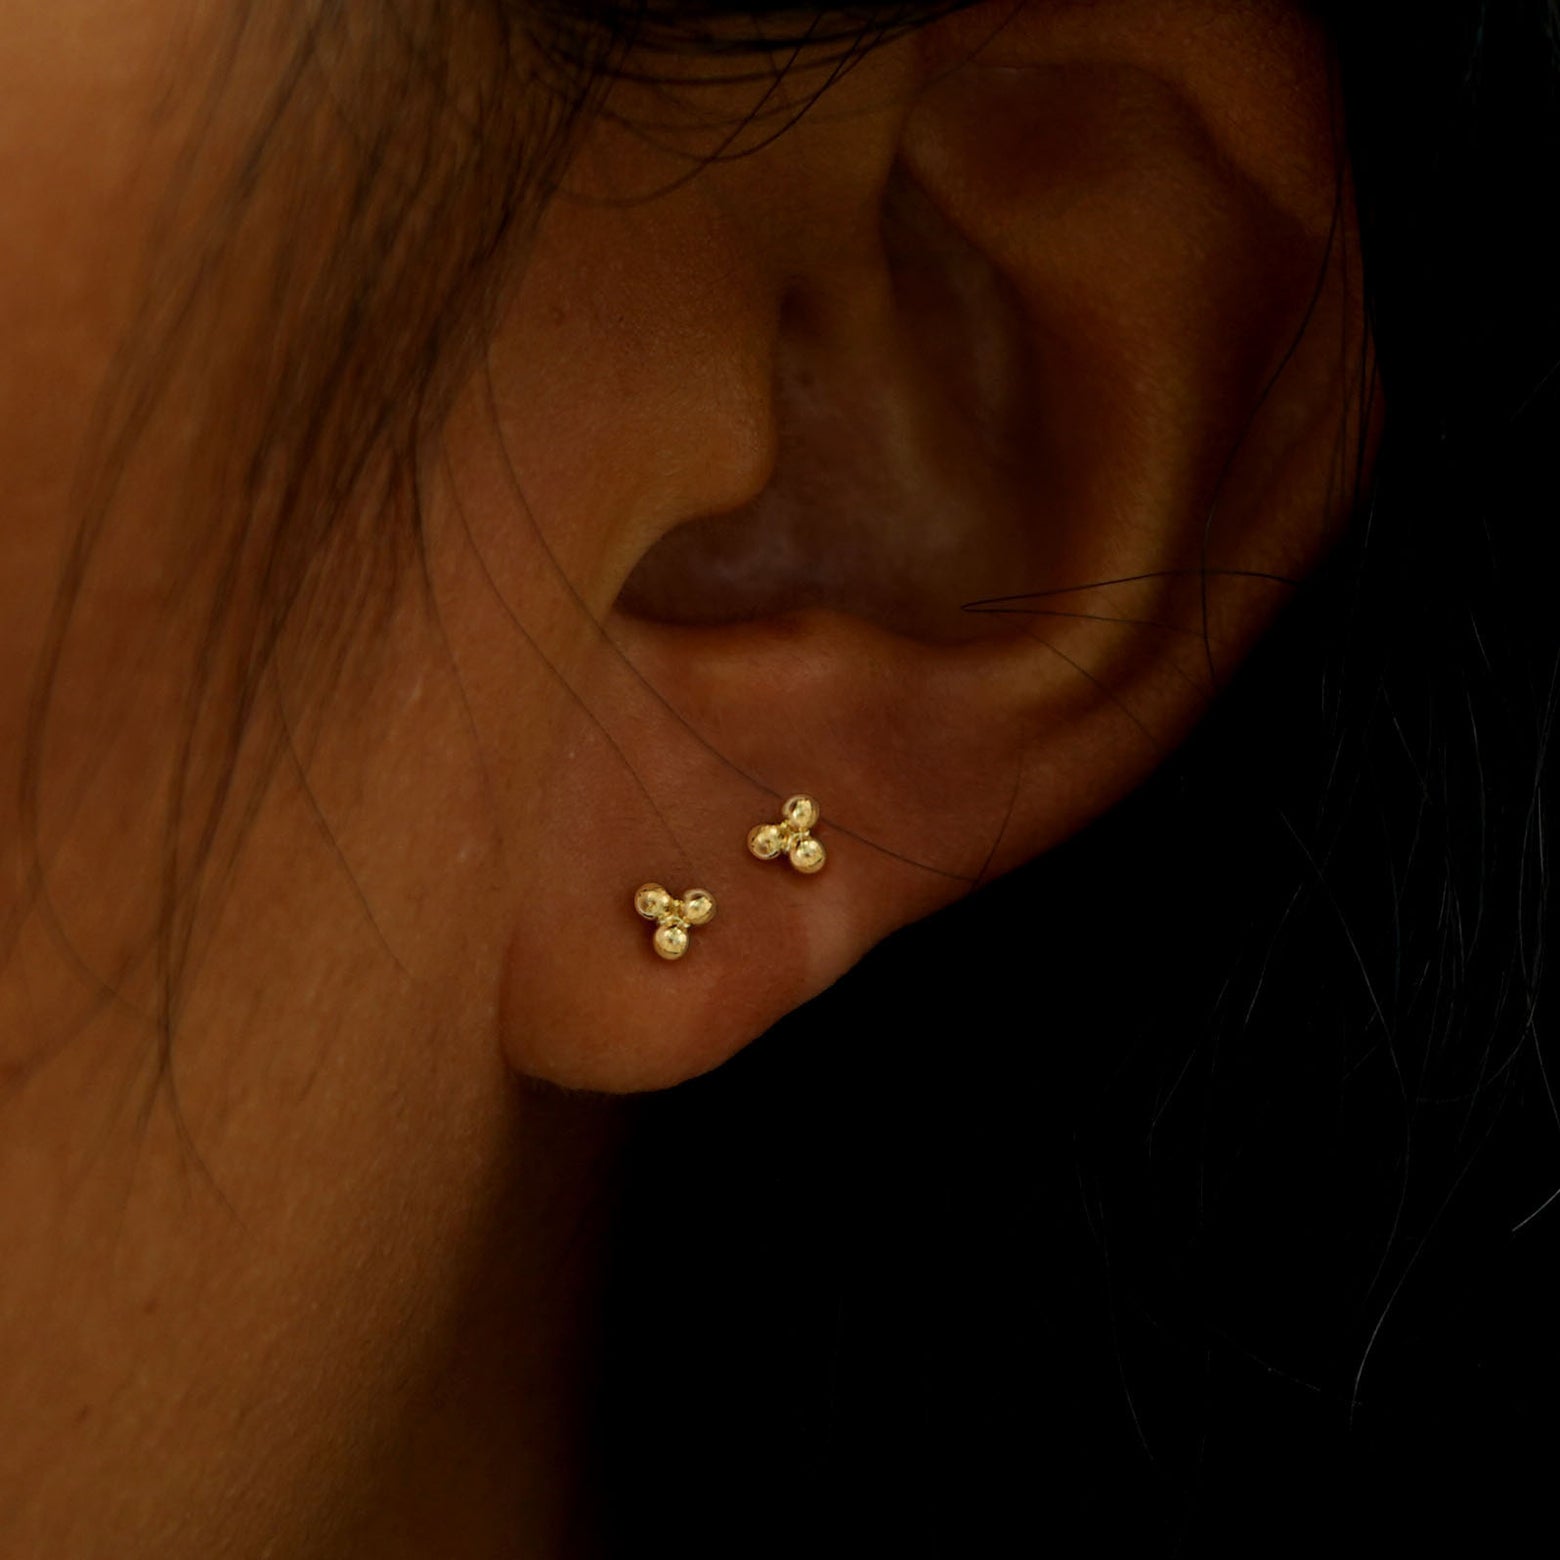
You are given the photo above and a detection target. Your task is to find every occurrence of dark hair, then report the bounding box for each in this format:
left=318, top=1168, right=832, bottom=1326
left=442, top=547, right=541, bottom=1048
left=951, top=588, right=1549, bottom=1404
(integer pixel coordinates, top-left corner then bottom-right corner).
left=597, top=3, right=1560, bottom=1553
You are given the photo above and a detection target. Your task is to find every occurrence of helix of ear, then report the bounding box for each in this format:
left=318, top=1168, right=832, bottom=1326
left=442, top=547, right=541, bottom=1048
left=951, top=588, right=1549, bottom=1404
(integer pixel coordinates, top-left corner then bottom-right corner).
left=747, top=794, right=826, bottom=875
left=633, top=883, right=716, bottom=961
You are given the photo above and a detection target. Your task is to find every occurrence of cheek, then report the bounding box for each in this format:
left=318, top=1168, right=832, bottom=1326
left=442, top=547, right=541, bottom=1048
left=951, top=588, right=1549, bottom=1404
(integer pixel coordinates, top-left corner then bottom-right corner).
left=259, top=590, right=513, bottom=986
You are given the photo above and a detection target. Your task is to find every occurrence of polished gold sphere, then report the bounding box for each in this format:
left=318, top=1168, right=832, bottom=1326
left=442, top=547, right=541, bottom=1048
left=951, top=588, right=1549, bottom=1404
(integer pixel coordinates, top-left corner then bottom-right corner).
left=782, top=794, right=819, bottom=831
left=748, top=823, right=785, bottom=860
left=789, top=835, right=826, bottom=874
left=652, top=923, right=689, bottom=960
left=634, top=884, right=672, bottom=921
left=681, top=889, right=716, bottom=925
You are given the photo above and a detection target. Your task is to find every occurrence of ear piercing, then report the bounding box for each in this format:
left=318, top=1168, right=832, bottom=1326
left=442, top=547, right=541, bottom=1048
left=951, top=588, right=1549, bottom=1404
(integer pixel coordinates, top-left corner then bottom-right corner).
left=748, top=794, right=826, bottom=875
left=636, top=793, right=823, bottom=961
left=634, top=883, right=715, bottom=961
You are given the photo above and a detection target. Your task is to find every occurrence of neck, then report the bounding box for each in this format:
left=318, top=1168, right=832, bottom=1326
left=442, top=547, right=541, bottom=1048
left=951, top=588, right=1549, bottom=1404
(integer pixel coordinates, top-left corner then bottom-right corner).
left=0, top=953, right=624, bottom=1558
left=339, top=1080, right=625, bottom=1560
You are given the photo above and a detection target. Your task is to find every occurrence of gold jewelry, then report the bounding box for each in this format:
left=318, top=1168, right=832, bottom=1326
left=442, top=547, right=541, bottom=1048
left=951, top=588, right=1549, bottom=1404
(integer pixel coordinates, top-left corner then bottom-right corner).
left=747, top=794, right=826, bottom=875
left=634, top=883, right=715, bottom=960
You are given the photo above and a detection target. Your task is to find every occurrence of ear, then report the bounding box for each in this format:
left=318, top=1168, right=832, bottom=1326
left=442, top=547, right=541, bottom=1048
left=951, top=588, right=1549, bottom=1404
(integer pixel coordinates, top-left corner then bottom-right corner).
left=432, top=0, right=1374, bottom=1091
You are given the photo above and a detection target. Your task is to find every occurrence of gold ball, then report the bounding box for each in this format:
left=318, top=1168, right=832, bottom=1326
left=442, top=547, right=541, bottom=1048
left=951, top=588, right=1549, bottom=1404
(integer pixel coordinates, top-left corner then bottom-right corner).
left=790, top=835, right=826, bottom=874
left=748, top=823, right=784, bottom=860
left=681, top=889, right=715, bottom=925
left=635, top=884, right=672, bottom=921
left=653, top=923, right=689, bottom=960
left=782, top=794, right=819, bottom=831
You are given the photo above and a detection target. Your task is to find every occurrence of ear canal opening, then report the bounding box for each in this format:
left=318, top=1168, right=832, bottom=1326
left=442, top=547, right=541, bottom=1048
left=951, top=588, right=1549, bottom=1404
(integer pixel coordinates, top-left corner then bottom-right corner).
left=613, top=162, right=1061, bottom=648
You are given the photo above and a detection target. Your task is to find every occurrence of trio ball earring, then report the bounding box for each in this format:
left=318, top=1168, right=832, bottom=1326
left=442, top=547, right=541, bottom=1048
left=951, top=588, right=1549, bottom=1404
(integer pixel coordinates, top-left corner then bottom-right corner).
left=633, top=883, right=716, bottom=961
left=746, top=794, right=826, bottom=875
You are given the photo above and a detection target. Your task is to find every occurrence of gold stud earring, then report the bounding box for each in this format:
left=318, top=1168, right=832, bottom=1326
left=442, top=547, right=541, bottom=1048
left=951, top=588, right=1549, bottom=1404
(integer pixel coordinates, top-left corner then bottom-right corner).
left=747, top=794, right=826, bottom=875
left=634, top=883, right=716, bottom=961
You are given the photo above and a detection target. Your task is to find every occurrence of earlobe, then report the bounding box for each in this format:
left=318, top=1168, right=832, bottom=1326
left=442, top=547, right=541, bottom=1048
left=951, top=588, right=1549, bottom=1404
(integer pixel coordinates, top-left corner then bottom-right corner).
left=469, top=0, right=1373, bottom=1092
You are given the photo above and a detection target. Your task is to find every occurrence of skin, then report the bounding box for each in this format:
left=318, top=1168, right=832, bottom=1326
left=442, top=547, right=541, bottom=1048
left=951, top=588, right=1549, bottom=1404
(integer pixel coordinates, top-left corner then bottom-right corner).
left=0, top=1, right=1374, bottom=1554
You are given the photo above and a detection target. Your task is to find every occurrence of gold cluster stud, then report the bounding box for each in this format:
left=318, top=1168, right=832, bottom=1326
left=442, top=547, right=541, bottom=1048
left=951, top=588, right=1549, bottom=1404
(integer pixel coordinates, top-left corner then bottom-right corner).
left=747, top=794, right=826, bottom=875
left=633, top=883, right=716, bottom=961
